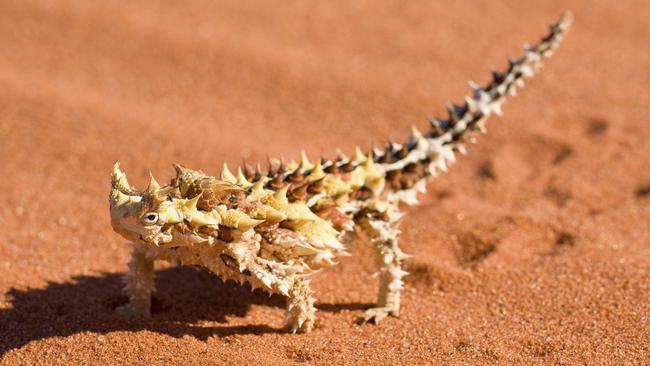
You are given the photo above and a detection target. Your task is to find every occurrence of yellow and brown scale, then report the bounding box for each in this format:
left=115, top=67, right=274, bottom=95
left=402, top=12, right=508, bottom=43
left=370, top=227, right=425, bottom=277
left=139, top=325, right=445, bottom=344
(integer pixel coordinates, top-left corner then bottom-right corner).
left=169, top=142, right=433, bottom=252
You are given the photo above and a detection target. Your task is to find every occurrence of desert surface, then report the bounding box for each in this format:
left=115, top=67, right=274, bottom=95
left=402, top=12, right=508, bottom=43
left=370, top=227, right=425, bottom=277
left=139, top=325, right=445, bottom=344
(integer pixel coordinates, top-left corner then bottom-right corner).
left=1, top=0, right=648, bottom=365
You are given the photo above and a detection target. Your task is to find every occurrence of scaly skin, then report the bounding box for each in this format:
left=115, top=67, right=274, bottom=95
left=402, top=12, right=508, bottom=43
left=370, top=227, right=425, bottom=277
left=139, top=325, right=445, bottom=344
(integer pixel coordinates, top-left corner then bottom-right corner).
left=109, top=12, right=573, bottom=333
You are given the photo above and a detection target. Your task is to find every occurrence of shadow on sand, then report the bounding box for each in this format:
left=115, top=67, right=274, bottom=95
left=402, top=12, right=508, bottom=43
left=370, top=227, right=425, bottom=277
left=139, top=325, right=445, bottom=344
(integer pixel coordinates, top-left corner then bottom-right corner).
left=0, top=266, right=370, bottom=355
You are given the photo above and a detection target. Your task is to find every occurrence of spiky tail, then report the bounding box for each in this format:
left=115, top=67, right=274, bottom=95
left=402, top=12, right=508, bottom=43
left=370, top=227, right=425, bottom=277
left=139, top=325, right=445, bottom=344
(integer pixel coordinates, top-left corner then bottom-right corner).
left=377, top=11, right=573, bottom=193
left=219, top=12, right=572, bottom=207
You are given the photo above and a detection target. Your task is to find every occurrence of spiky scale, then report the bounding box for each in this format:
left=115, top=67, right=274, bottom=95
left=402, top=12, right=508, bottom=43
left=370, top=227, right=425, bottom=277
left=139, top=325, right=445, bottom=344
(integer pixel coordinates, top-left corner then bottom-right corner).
left=288, top=182, right=309, bottom=202
left=221, top=163, right=237, bottom=183
left=289, top=162, right=305, bottom=184
left=242, top=160, right=256, bottom=180
left=300, top=150, right=313, bottom=171
left=236, top=167, right=251, bottom=187
left=307, top=177, right=325, bottom=194
left=268, top=172, right=285, bottom=190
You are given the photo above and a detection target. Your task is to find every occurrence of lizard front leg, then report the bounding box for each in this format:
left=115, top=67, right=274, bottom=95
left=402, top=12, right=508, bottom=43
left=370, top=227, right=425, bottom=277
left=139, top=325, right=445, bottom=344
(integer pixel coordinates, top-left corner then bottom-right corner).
left=116, top=244, right=155, bottom=318
left=356, top=208, right=409, bottom=324
left=284, top=278, right=317, bottom=333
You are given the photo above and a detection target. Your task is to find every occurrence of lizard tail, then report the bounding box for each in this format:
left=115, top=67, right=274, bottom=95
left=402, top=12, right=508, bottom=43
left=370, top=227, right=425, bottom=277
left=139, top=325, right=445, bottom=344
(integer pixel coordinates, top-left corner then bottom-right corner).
left=379, top=11, right=573, bottom=195
left=218, top=12, right=573, bottom=207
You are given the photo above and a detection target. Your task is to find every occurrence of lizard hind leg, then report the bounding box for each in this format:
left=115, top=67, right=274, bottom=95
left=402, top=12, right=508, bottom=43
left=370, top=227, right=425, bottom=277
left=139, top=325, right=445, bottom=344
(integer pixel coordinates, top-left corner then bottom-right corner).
left=356, top=206, right=410, bottom=325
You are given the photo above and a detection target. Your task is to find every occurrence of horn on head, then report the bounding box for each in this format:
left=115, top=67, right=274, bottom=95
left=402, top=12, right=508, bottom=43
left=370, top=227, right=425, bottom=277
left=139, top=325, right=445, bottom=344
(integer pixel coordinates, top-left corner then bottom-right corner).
left=146, top=171, right=175, bottom=205
left=173, top=163, right=190, bottom=177
left=111, top=162, right=135, bottom=193
left=109, top=188, right=140, bottom=207
left=146, top=172, right=161, bottom=193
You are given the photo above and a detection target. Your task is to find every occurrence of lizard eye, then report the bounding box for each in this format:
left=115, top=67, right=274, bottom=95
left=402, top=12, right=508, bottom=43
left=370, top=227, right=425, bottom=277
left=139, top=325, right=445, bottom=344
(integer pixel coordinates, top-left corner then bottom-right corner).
left=141, top=212, right=159, bottom=225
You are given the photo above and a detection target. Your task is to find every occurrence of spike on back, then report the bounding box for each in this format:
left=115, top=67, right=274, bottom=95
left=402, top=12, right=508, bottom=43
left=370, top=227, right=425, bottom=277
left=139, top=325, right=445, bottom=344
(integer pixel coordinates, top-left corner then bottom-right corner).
left=221, top=163, right=237, bottom=183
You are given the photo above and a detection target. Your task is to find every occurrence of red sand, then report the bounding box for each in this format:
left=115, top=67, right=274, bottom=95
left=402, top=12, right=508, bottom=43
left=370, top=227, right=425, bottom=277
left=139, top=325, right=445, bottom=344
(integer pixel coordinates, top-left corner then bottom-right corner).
left=1, top=1, right=649, bottom=364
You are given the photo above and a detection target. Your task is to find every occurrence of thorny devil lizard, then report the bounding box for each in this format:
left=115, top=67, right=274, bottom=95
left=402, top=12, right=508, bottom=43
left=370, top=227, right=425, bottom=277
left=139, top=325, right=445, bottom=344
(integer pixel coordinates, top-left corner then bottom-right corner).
left=109, top=12, right=572, bottom=333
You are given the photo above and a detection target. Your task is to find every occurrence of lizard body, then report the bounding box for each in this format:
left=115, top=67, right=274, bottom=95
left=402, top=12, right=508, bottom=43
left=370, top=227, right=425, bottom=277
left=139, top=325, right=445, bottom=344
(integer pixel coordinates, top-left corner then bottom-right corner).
left=109, top=12, right=572, bottom=332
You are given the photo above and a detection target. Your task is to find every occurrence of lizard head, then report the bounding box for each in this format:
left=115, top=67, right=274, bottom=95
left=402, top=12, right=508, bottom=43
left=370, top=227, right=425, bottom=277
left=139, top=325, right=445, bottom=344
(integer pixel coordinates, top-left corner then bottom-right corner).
left=109, top=162, right=179, bottom=246
left=109, top=162, right=235, bottom=248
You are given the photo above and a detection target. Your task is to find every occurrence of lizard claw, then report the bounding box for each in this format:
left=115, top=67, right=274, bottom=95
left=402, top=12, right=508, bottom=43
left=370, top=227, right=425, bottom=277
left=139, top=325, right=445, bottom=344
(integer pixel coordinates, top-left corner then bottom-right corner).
left=285, top=316, right=315, bottom=333
left=356, top=307, right=398, bottom=325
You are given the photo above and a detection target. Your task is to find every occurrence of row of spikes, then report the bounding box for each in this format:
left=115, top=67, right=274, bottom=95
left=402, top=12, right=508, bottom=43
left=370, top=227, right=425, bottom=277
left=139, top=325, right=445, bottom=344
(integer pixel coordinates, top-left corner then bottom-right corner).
left=226, top=127, right=423, bottom=181
left=220, top=156, right=328, bottom=202
left=427, top=11, right=573, bottom=145
left=321, top=13, right=572, bottom=172
left=222, top=144, right=410, bottom=205
left=216, top=12, right=572, bottom=197
left=222, top=137, right=427, bottom=200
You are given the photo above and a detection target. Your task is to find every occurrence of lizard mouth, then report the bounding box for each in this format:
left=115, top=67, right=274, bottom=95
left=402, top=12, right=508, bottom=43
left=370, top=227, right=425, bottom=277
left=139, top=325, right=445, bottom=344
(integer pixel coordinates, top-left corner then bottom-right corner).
left=138, top=229, right=173, bottom=246
left=138, top=234, right=152, bottom=245
left=138, top=234, right=158, bottom=245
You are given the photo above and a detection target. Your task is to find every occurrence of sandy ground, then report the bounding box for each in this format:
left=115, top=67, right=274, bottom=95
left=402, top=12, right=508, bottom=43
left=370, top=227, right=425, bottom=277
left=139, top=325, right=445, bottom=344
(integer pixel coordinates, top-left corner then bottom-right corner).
left=1, top=0, right=649, bottom=365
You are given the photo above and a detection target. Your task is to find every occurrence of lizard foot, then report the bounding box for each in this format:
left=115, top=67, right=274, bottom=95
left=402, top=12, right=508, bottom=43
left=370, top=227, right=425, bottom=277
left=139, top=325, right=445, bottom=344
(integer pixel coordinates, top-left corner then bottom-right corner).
left=285, top=314, right=315, bottom=334
left=356, top=307, right=398, bottom=325
left=115, top=303, right=151, bottom=319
